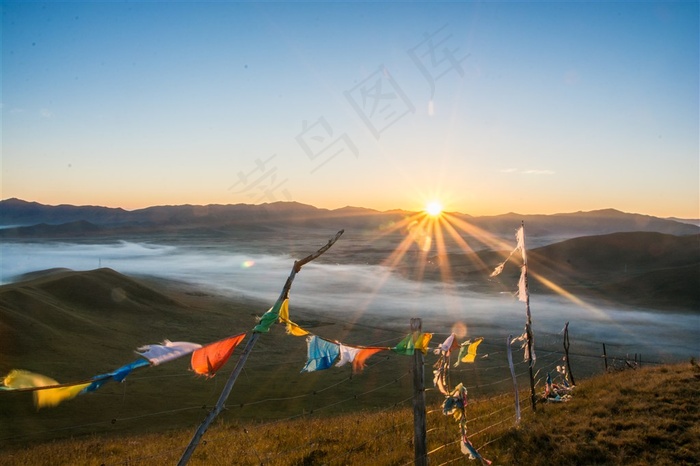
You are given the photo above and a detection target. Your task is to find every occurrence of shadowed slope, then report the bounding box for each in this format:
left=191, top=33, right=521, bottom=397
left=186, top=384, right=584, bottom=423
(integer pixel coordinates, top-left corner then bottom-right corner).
left=420, top=232, right=700, bottom=310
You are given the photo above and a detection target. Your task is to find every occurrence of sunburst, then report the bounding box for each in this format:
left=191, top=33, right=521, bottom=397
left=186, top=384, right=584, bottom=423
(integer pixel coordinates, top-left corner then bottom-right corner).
left=425, top=201, right=443, bottom=217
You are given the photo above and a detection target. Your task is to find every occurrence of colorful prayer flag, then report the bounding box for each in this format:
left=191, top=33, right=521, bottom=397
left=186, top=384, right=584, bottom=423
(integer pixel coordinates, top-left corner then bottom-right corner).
left=253, top=299, right=285, bottom=333
left=336, top=345, right=385, bottom=373
left=455, top=337, right=483, bottom=365
left=136, top=340, right=202, bottom=365
left=2, top=369, right=57, bottom=390
left=278, top=299, right=310, bottom=336
left=0, top=369, right=91, bottom=409
left=35, top=382, right=91, bottom=409
left=84, top=359, right=151, bottom=393
left=301, top=336, right=340, bottom=372
left=191, top=333, right=246, bottom=377
left=392, top=332, right=433, bottom=355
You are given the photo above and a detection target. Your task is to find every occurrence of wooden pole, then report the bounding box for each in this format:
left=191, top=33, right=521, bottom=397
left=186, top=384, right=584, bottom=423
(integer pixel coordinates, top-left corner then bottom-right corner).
left=411, top=318, right=427, bottom=466
left=602, top=343, right=608, bottom=371
left=521, top=222, right=537, bottom=412
left=177, top=230, right=344, bottom=466
left=563, top=322, right=575, bottom=386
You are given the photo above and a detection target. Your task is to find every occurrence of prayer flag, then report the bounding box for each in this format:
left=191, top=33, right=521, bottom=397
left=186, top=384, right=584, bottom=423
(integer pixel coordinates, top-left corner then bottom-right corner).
left=455, top=337, right=483, bottom=365
left=336, top=344, right=361, bottom=368
left=490, top=225, right=526, bottom=277
left=393, top=332, right=433, bottom=355
left=136, top=340, right=202, bottom=365
left=434, top=333, right=459, bottom=354
left=191, top=333, right=246, bottom=377
left=2, top=369, right=57, bottom=390
left=278, top=299, right=310, bottom=336
left=415, top=333, right=433, bottom=353
left=253, top=299, right=286, bottom=333
left=84, top=359, right=151, bottom=393
left=0, top=370, right=91, bottom=409
left=35, top=383, right=91, bottom=409
left=352, top=348, right=385, bottom=373
left=516, top=225, right=526, bottom=264
left=518, top=266, right=528, bottom=302
left=392, top=333, right=415, bottom=355
left=336, top=345, right=385, bottom=372
left=301, top=336, right=340, bottom=372
left=507, top=335, right=521, bottom=424
left=461, top=433, right=492, bottom=465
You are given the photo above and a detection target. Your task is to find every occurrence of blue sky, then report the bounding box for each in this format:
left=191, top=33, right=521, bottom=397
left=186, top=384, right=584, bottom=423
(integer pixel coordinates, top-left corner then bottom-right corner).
left=2, top=1, right=698, bottom=217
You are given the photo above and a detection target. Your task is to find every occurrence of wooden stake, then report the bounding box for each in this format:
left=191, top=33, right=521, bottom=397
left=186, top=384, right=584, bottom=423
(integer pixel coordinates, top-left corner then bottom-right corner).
left=603, top=343, right=608, bottom=371
left=178, top=230, right=344, bottom=466
left=521, top=221, right=537, bottom=412
left=411, top=318, right=427, bottom=466
left=563, top=322, right=575, bottom=386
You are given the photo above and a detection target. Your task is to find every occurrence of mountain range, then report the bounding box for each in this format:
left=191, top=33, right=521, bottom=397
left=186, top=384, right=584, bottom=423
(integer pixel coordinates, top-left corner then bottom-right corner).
left=1, top=198, right=698, bottom=239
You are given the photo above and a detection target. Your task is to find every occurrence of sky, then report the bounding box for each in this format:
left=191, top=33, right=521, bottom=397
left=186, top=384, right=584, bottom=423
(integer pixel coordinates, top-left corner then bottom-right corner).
left=2, top=1, right=698, bottom=218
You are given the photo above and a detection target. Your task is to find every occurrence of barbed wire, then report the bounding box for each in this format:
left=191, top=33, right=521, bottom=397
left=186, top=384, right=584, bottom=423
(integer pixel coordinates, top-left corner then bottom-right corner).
left=1, top=321, right=675, bottom=465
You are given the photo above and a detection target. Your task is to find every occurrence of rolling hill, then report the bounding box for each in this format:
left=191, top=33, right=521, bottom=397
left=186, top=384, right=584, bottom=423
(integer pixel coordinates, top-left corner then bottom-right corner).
left=415, top=231, right=700, bottom=310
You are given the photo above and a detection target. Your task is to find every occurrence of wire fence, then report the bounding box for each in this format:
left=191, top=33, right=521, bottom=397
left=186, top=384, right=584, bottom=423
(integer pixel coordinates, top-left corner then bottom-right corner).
left=1, top=315, right=687, bottom=466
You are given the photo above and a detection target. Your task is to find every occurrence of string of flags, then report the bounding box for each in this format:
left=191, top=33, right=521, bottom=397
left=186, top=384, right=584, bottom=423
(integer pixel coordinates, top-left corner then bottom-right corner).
left=0, top=298, right=441, bottom=409
left=0, top=226, right=561, bottom=462
left=0, top=286, right=498, bottom=461
left=433, top=334, right=491, bottom=465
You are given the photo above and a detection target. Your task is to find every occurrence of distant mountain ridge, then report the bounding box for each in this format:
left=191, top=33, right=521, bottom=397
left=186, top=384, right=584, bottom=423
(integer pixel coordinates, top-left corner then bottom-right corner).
left=1, top=198, right=698, bottom=239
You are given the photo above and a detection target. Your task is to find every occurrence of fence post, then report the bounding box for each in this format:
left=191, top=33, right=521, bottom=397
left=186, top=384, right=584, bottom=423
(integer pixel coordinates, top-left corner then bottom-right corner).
left=563, top=322, right=575, bottom=386
left=411, top=318, right=427, bottom=466
left=602, top=343, right=608, bottom=371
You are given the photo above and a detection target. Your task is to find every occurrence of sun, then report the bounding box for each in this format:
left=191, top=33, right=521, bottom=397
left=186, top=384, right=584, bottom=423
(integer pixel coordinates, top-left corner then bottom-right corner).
left=425, top=201, right=443, bottom=217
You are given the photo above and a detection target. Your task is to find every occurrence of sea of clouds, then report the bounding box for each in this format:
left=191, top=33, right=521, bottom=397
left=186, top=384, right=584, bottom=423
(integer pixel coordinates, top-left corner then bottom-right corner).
left=1, top=240, right=697, bottom=362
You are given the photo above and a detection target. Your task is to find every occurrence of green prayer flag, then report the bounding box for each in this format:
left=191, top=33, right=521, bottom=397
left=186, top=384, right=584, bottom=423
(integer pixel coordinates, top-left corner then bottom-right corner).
left=252, top=299, right=284, bottom=333
left=392, top=333, right=415, bottom=355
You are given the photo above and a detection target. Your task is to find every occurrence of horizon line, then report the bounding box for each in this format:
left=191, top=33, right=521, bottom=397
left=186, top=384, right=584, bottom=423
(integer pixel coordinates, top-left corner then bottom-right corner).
left=2, top=197, right=699, bottom=222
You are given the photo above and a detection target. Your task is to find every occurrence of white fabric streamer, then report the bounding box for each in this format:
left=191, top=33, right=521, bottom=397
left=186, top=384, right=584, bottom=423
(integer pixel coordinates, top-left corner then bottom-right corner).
left=136, top=340, right=202, bottom=366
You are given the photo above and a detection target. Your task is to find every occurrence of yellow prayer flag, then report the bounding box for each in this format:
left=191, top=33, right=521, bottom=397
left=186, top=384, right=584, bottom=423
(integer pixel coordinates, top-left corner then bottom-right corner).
left=34, top=383, right=91, bottom=409
left=277, top=299, right=310, bottom=336
left=460, top=337, right=484, bottom=363
left=415, top=333, right=433, bottom=354
left=3, top=369, right=57, bottom=389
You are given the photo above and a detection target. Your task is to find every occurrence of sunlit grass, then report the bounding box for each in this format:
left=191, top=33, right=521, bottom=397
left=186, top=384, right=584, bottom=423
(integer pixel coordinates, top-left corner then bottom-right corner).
left=3, top=363, right=697, bottom=465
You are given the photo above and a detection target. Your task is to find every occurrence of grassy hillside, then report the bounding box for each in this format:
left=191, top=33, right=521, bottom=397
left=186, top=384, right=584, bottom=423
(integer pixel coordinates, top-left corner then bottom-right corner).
left=0, top=268, right=448, bottom=445
left=1, top=266, right=697, bottom=464
left=1, top=362, right=697, bottom=465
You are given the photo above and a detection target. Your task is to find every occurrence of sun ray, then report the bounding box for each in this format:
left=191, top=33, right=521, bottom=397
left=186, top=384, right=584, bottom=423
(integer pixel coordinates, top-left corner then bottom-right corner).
left=439, top=215, right=491, bottom=272
left=311, top=201, right=611, bottom=333
left=432, top=216, right=454, bottom=284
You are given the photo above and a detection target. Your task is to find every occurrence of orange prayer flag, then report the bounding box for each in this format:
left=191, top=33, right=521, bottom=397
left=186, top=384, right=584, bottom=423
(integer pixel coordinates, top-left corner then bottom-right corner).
left=191, top=333, right=246, bottom=377
left=352, top=347, right=386, bottom=373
